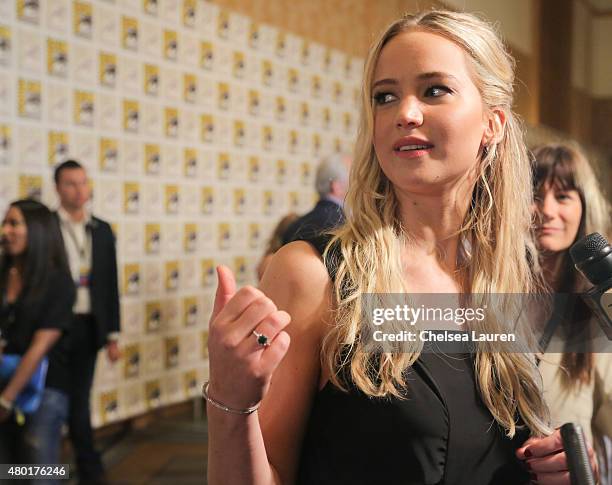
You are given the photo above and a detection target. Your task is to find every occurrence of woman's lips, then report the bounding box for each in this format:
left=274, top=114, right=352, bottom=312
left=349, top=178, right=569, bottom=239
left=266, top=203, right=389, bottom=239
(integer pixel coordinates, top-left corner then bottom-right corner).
left=393, top=146, right=434, bottom=159
left=392, top=136, right=435, bottom=159
left=538, top=227, right=562, bottom=233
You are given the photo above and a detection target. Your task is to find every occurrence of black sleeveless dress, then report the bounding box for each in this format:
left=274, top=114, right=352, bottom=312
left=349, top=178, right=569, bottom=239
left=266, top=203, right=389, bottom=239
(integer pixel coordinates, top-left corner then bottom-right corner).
left=296, top=236, right=530, bottom=485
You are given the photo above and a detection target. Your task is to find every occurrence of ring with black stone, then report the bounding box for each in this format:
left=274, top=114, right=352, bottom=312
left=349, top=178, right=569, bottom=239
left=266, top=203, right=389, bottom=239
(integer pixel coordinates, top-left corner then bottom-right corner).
left=252, top=330, right=270, bottom=347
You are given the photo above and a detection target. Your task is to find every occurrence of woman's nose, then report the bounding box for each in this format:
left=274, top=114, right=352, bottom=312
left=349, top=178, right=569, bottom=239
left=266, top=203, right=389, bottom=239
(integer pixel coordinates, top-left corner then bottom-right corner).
left=539, top=193, right=557, bottom=220
left=395, top=97, right=423, bottom=129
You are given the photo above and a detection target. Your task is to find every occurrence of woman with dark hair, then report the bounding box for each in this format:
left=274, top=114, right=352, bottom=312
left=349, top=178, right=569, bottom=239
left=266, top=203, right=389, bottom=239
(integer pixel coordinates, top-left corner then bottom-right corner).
left=532, top=142, right=612, bottom=484
left=0, top=199, right=75, bottom=466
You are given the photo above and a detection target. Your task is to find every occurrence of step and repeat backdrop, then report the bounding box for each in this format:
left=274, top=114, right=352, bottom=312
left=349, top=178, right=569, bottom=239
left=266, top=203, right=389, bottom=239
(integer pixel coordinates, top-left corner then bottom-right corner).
left=0, top=0, right=362, bottom=426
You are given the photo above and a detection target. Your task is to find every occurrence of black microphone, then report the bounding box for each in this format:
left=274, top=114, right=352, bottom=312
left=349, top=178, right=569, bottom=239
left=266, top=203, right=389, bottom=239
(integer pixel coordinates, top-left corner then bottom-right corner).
left=560, top=423, right=596, bottom=485
left=570, top=232, right=612, bottom=340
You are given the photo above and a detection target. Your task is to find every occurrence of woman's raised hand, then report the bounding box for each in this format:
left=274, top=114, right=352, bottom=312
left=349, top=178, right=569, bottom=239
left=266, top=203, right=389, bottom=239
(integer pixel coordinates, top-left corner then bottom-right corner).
left=207, top=265, right=291, bottom=410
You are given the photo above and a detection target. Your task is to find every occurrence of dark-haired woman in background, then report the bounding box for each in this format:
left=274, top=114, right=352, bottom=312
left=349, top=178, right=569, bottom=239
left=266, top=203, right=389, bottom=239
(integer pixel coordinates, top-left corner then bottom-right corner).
left=533, top=143, right=612, bottom=484
left=0, top=199, right=74, bottom=467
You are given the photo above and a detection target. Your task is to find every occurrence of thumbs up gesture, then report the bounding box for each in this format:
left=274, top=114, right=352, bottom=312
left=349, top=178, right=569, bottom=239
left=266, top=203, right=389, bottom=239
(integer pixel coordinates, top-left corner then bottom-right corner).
left=207, top=265, right=291, bottom=411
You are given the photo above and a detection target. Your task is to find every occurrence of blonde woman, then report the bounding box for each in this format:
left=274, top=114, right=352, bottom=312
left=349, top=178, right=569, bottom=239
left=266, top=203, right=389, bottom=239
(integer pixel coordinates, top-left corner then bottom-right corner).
left=206, top=11, right=597, bottom=485
left=533, top=143, right=611, bottom=484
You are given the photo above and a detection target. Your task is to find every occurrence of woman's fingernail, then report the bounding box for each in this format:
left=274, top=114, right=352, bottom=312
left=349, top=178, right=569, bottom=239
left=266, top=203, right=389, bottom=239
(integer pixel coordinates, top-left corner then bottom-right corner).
left=530, top=472, right=538, bottom=483
left=524, top=448, right=532, bottom=458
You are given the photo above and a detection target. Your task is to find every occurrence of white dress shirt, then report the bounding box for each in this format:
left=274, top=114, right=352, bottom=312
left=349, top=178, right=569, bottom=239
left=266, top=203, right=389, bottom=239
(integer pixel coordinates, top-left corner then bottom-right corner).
left=57, top=206, right=92, bottom=314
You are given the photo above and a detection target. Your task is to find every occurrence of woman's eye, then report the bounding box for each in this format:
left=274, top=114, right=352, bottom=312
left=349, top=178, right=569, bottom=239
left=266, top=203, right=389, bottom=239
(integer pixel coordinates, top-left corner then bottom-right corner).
left=373, top=92, right=397, bottom=105
left=424, top=85, right=452, bottom=97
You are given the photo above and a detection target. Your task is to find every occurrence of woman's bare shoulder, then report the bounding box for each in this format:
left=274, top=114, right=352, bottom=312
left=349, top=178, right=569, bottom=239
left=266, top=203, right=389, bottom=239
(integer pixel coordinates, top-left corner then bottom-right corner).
left=260, top=240, right=332, bottom=309
left=257, top=241, right=334, bottom=483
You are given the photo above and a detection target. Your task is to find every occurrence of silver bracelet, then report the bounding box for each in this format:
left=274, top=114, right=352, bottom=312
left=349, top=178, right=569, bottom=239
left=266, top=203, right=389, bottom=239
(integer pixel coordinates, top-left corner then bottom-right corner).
left=202, top=381, right=260, bottom=415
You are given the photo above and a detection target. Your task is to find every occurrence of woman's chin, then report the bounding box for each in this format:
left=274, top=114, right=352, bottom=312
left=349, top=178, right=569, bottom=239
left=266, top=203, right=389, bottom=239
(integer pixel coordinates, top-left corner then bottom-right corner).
left=537, top=237, right=570, bottom=254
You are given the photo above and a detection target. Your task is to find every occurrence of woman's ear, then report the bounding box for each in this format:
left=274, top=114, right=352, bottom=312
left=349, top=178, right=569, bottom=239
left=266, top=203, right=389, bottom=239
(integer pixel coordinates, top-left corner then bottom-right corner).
left=482, top=108, right=507, bottom=146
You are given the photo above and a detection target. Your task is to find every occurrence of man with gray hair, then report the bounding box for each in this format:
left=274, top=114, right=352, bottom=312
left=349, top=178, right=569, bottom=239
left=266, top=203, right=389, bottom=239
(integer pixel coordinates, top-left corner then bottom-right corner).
left=282, top=153, right=350, bottom=244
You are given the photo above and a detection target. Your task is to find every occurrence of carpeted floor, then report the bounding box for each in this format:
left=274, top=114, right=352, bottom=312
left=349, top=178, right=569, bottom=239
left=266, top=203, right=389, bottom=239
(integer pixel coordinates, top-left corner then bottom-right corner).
left=104, top=418, right=208, bottom=485
left=64, top=411, right=209, bottom=484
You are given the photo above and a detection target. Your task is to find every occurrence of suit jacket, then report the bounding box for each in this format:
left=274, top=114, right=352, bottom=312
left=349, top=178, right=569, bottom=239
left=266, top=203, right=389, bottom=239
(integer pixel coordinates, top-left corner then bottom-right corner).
left=282, top=199, right=345, bottom=245
left=54, top=213, right=120, bottom=350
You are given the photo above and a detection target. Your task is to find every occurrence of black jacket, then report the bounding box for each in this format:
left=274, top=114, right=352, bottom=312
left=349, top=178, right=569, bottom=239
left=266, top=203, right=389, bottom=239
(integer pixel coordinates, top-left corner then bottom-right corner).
left=54, top=213, right=120, bottom=350
left=282, top=199, right=345, bottom=245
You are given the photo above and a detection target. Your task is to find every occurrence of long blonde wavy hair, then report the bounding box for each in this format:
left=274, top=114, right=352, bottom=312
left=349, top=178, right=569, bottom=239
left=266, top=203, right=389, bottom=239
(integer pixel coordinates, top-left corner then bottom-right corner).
left=322, top=10, right=551, bottom=438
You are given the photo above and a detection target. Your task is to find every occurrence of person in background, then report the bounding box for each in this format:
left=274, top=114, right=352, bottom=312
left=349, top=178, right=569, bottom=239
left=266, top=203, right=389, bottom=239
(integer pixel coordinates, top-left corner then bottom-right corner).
left=256, top=213, right=299, bottom=281
left=0, top=200, right=74, bottom=466
left=281, top=154, right=350, bottom=245
left=53, top=160, right=121, bottom=485
left=532, top=143, right=612, bottom=484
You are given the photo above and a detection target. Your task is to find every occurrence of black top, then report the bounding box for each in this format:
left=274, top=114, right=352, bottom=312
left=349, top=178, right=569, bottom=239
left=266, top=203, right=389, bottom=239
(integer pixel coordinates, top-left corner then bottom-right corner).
left=0, top=269, right=75, bottom=392
left=296, top=236, right=530, bottom=485
left=282, top=199, right=345, bottom=245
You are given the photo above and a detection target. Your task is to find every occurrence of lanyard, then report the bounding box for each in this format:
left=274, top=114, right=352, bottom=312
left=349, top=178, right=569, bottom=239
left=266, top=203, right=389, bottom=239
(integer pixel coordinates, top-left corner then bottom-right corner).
left=62, top=219, right=91, bottom=266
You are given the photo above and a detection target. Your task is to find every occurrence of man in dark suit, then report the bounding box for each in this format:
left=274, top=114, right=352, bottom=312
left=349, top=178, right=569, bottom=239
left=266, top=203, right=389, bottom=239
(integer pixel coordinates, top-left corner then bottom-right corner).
left=282, top=154, right=350, bottom=244
left=54, top=160, right=120, bottom=484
